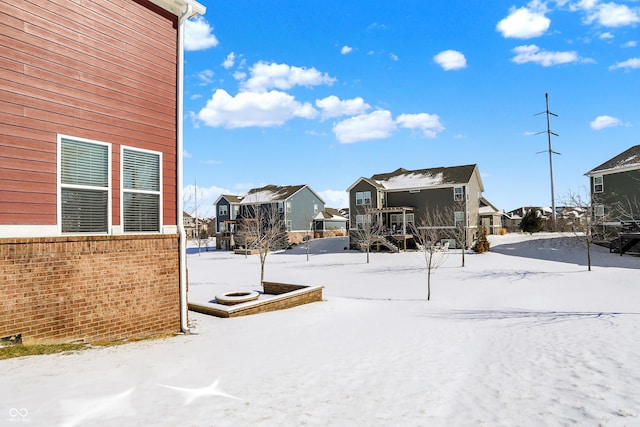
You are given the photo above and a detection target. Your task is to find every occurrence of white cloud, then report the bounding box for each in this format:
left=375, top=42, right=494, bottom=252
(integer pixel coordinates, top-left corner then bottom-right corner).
left=433, top=50, right=467, bottom=71
left=241, top=61, right=336, bottom=93
left=333, top=110, right=396, bottom=143
left=222, top=52, right=235, bottom=69
left=599, top=31, right=614, bottom=39
left=318, top=190, right=349, bottom=210
left=621, top=40, right=637, bottom=48
left=609, top=57, right=640, bottom=70
left=197, top=69, right=214, bottom=84
left=590, top=115, right=622, bottom=130
left=185, top=16, right=219, bottom=51
left=197, top=89, right=318, bottom=128
left=511, top=45, right=579, bottom=66
left=496, top=5, right=551, bottom=38
left=315, top=96, right=371, bottom=119
left=396, top=113, right=445, bottom=138
left=585, top=2, right=640, bottom=27
left=183, top=149, right=192, bottom=158
left=341, top=45, right=353, bottom=55
left=389, top=53, right=399, bottom=61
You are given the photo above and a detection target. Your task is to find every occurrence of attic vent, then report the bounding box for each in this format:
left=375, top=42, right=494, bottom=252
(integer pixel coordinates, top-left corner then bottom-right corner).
left=409, top=189, right=420, bottom=193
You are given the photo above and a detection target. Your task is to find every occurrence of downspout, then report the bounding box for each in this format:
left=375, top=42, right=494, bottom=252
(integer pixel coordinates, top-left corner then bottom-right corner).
left=177, top=3, right=192, bottom=333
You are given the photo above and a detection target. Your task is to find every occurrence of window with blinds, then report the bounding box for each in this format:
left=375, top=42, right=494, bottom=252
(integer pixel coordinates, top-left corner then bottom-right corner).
left=60, top=138, right=110, bottom=233
left=122, top=148, right=161, bottom=232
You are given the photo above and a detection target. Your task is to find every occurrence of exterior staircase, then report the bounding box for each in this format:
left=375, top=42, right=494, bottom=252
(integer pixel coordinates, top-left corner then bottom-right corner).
left=372, top=235, right=400, bottom=253
left=610, top=232, right=640, bottom=255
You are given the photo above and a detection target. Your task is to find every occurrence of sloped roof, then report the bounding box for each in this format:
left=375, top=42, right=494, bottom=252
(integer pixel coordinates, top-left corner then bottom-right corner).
left=214, top=194, right=243, bottom=206
left=315, top=208, right=348, bottom=221
left=585, top=145, right=640, bottom=176
left=241, top=184, right=311, bottom=204
left=370, top=164, right=480, bottom=190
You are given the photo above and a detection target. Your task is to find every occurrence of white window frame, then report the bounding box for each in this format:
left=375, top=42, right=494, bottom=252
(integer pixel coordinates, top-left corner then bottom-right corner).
left=594, top=205, right=605, bottom=218
left=286, top=201, right=292, bottom=213
left=120, top=146, right=162, bottom=233
left=57, top=134, right=112, bottom=234
left=356, top=191, right=371, bottom=206
left=219, top=204, right=228, bottom=216
left=593, top=176, right=604, bottom=193
left=454, top=211, right=465, bottom=227
left=454, top=186, right=464, bottom=201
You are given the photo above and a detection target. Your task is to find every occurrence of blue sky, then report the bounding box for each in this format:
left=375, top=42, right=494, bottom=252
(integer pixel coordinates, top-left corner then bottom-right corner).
left=181, top=0, right=639, bottom=217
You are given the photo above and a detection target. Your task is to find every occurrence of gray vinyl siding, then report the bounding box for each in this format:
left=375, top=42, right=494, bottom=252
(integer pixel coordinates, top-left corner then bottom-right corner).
left=287, top=188, right=325, bottom=231
left=592, top=170, right=640, bottom=221
left=216, top=200, right=231, bottom=233
left=349, top=181, right=379, bottom=227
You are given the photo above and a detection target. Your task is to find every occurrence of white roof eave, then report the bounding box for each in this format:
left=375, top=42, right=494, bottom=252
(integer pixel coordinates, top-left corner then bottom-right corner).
left=149, top=0, right=206, bottom=18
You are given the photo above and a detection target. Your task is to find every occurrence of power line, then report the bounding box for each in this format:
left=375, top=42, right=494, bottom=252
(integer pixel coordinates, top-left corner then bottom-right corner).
left=534, top=93, right=560, bottom=229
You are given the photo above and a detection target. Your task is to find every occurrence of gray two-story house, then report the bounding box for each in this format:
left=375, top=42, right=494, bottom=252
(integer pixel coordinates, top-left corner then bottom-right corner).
left=347, top=164, right=487, bottom=251
left=214, top=195, right=243, bottom=250
left=585, top=145, right=640, bottom=241
left=216, top=185, right=325, bottom=249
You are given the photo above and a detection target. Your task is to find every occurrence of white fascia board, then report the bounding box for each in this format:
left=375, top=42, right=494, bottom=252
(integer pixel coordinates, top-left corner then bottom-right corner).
left=149, top=0, right=206, bottom=17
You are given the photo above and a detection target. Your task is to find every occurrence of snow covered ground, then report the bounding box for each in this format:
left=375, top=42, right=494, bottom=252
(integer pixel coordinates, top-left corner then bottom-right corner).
left=2, top=233, right=640, bottom=426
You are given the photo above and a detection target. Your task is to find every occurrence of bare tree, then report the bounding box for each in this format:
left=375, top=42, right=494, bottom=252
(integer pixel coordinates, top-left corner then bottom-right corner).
left=563, top=188, right=601, bottom=271
left=236, top=203, right=288, bottom=284
left=410, top=208, right=450, bottom=301
left=441, top=201, right=468, bottom=267
left=612, top=194, right=640, bottom=230
left=350, top=207, right=385, bottom=264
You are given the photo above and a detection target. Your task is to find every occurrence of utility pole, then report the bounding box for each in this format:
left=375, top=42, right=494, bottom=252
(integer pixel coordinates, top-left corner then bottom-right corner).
left=535, top=93, right=560, bottom=230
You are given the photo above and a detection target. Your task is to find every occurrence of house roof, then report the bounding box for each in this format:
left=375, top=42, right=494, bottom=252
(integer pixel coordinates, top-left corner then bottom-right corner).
left=241, top=184, right=325, bottom=204
left=585, top=145, right=640, bottom=176
left=214, top=194, right=243, bottom=206
left=349, top=164, right=483, bottom=192
left=149, top=0, right=206, bottom=17
left=314, top=208, right=348, bottom=221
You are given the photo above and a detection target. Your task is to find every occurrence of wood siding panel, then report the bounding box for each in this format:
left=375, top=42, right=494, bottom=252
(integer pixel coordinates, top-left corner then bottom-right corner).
left=0, top=0, right=178, bottom=230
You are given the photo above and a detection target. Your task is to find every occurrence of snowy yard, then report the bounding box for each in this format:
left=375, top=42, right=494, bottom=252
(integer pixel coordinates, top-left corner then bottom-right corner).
left=2, top=233, right=640, bottom=426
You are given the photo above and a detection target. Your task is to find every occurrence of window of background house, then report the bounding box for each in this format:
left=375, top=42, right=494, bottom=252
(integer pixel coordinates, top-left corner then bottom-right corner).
left=59, top=137, right=110, bottom=233
left=594, top=176, right=604, bottom=193
left=286, top=201, right=292, bottom=213
left=356, top=191, right=371, bottom=206
left=454, top=187, right=464, bottom=201
left=122, top=147, right=161, bottom=232
left=454, top=211, right=464, bottom=227
left=219, top=205, right=228, bottom=216
left=594, top=205, right=605, bottom=218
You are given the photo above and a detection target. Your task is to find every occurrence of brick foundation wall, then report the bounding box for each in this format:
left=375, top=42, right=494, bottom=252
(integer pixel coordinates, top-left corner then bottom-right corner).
left=0, top=234, right=181, bottom=344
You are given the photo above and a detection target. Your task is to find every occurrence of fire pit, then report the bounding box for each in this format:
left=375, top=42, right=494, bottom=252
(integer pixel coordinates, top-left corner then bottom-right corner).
left=215, top=291, right=260, bottom=306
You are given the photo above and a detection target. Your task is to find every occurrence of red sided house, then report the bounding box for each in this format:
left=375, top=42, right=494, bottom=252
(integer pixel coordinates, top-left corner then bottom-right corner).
left=0, top=0, right=205, bottom=344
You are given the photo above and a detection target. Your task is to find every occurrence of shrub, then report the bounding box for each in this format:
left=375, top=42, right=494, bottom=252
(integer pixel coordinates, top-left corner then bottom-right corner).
left=520, top=209, right=545, bottom=234
left=472, top=226, right=490, bottom=253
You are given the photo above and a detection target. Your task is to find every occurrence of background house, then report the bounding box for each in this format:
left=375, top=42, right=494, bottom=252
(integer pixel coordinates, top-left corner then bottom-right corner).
left=313, top=208, right=348, bottom=238
left=585, top=145, right=640, bottom=237
left=216, top=185, right=326, bottom=250
left=214, top=194, right=243, bottom=251
left=346, top=164, right=488, bottom=251
left=0, top=0, right=205, bottom=344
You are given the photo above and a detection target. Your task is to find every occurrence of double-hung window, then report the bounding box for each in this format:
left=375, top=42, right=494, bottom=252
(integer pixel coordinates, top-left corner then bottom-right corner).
left=356, top=191, right=371, bottom=206
left=59, top=136, right=111, bottom=233
left=219, top=205, right=228, bottom=216
left=454, top=186, right=464, bottom=201
left=454, top=211, right=465, bottom=227
left=121, top=147, right=161, bottom=232
left=593, top=176, right=604, bottom=193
